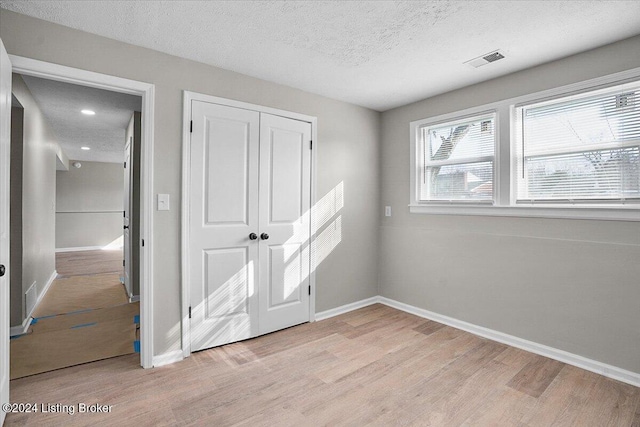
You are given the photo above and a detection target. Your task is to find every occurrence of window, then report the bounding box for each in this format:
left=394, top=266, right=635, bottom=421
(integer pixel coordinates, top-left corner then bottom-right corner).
left=410, top=69, right=640, bottom=220
left=418, top=113, right=496, bottom=202
left=515, top=82, right=640, bottom=204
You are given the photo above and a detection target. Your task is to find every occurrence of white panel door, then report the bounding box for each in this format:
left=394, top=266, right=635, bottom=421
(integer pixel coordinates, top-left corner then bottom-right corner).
left=189, top=101, right=260, bottom=352
left=123, top=136, right=132, bottom=297
left=258, top=113, right=311, bottom=335
left=0, top=38, right=12, bottom=425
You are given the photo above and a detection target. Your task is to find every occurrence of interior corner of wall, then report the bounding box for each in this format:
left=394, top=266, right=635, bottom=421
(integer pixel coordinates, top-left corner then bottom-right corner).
left=56, top=144, right=69, bottom=171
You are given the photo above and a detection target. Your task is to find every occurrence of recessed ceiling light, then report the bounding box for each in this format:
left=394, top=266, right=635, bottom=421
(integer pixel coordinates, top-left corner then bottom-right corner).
left=81, top=109, right=96, bottom=115
left=81, top=146, right=91, bottom=150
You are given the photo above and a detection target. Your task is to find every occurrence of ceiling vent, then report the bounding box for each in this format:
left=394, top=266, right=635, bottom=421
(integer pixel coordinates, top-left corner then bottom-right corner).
left=465, top=50, right=506, bottom=68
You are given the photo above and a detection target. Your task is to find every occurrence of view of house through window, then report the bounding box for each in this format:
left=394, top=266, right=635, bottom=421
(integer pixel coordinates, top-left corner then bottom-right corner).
left=419, top=113, right=495, bottom=202
left=515, top=83, right=640, bottom=203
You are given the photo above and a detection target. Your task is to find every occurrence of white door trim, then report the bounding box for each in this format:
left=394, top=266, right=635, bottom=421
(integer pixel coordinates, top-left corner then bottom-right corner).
left=0, top=38, right=12, bottom=426
left=181, top=91, right=318, bottom=358
left=9, top=55, right=155, bottom=369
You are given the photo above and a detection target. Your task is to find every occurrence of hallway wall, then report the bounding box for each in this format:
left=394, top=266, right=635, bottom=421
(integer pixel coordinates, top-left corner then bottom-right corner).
left=10, top=73, right=58, bottom=326
left=56, top=160, right=124, bottom=250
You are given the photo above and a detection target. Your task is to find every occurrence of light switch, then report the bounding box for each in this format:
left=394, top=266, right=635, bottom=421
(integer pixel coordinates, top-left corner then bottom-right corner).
left=385, top=206, right=392, bottom=217
left=157, top=194, right=170, bottom=211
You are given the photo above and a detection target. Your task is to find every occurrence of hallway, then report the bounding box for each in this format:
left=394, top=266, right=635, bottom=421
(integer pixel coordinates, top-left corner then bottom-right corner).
left=10, top=250, right=139, bottom=379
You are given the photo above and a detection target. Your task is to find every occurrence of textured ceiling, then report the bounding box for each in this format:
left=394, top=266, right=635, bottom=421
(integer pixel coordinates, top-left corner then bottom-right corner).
left=21, top=75, right=141, bottom=163
left=3, top=1, right=640, bottom=111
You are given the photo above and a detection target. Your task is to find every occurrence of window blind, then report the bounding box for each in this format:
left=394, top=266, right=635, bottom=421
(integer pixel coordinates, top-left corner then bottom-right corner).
left=516, top=83, right=640, bottom=202
left=420, top=114, right=495, bottom=201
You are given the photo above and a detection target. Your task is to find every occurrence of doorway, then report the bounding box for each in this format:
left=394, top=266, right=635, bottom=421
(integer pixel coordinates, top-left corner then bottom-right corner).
left=0, top=54, right=155, bottom=381
left=8, top=73, right=142, bottom=378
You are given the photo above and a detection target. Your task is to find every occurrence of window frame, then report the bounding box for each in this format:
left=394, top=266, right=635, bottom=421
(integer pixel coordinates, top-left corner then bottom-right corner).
left=409, top=66, right=640, bottom=222
left=513, top=86, right=640, bottom=205
left=413, top=110, right=498, bottom=205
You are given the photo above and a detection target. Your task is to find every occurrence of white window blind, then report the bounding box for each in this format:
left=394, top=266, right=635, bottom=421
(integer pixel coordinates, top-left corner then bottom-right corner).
left=419, top=113, right=495, bottom=202
left=515, top=82, right=640, bottom=203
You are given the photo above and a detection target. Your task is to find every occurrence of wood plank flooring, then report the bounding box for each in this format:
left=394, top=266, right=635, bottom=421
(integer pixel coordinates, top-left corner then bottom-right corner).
left=56, top=249, right=124, bottom=277
left=6, top=304, right=640, bottom=426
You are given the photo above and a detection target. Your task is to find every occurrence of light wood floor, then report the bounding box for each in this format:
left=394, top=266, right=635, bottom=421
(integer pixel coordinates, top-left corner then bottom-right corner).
left=56, top=249, right=124, bottom=277
left=6, top=304, right=639, bottom=426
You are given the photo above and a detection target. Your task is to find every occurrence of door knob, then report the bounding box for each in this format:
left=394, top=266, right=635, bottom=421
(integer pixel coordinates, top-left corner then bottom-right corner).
left=0, top=265, right=5, bottom=277
left=260, top=233, right=269, bottom=240
left=249, top=233, right=258, bottom=240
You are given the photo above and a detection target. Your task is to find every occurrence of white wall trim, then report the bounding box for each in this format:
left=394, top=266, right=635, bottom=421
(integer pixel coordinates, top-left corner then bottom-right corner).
left=180, top=91, right=191, bottom=359
left=181, top=91, right=318, bottom=359
left=378, top=296, right=640, bottom=388
left=152, top=350, right=184, bottom=368
left=10, top=55, right=155, bottom=369
left=308, top=116, right=318, bottom=322
left=408, top=204, right=640, bottom=222
left=26, top=270, right=57, bottom=320
left=314, top=296, right=380, bottom=321
left=55, top=246, right=103, bottom=253
left=315, top=295, right=640, bottom=387
left=9, top=316, right=32, bottom=337
left=409, top=65, right=640, bottom=221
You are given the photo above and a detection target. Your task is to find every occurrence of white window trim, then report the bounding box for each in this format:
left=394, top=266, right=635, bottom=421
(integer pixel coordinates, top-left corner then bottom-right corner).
left=419, top=112, right=497, bottom=203
left=410, top=66, right=640, bottom=222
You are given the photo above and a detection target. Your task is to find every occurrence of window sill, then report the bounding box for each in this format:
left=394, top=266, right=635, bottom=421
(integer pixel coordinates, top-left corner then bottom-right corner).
left=408, top=204, right=640, bottom=221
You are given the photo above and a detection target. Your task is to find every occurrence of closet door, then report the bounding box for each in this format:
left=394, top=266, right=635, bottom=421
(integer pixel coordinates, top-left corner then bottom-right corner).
left=258, top=113, right=312, bottom=335
left=189, top=101, right=260, bottom=352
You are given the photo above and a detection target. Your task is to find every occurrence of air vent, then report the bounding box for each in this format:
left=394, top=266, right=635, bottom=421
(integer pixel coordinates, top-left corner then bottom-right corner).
left=483, top=52, right=505, bottom=63
left=465, top=50, right=506, bottom=68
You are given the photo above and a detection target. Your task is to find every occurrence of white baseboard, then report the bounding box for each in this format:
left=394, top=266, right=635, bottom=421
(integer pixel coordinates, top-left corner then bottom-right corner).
left=377, top=296, right=640, bottom=388
left=313, top=295, right=640, bottom=388
left=153, top=350, right=184, bottom=368
left=130, top=295, right=140, bottom=303
left=10, top=316, right=32, bottom=337
left=56, top=246, right=103, bottom=253
left=26, top=270, right=57, bottom=320
left=315, top=296, right=380, bottom=321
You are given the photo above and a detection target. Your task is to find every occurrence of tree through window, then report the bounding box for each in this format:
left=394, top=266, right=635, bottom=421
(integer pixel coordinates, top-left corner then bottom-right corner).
left=419, top=113, right=496, bottom=202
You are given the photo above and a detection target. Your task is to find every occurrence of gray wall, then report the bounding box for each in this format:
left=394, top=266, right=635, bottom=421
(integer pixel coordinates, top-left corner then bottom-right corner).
left=0, top=10, right=380, bottom=355
left=56, top=160, right=124, bottom=249
left=10, top=73, right=57, bottom=327
left=380, top=35, right=640, bottom=374
left=9, top=101, right=23, bottom=327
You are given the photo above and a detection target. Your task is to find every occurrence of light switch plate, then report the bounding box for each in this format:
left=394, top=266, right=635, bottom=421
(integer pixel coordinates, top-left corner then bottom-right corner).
left=385, top=206, right=392, bottom=217
left=157, top=194, right=170, bottom=211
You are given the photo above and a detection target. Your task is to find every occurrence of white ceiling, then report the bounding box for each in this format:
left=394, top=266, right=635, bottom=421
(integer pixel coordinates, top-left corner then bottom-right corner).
left=3, top=1, right=640, bottom=111
left=21, top=75, right=141, bottom=163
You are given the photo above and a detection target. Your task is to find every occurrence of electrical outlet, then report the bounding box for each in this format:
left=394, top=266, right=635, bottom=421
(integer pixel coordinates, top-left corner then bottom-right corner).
left=385, top=206, right=392, bottom=217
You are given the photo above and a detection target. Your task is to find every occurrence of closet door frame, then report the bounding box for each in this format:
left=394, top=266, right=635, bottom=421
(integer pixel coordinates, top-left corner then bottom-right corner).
left=181, top=91, right=317, bottom=358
